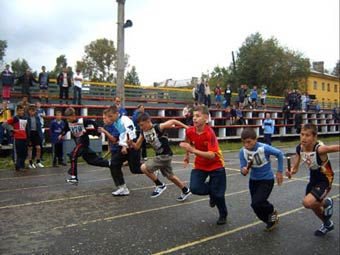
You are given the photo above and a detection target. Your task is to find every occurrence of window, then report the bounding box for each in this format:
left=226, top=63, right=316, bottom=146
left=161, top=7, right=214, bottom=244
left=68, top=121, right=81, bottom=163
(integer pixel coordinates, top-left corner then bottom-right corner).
left=335, top=84, right=338, bottom=93
left=313, top=81, right=317, bottom=90
left=322, top=82, right=325, bottom=91
left=327, top=83, right=330, bottom=92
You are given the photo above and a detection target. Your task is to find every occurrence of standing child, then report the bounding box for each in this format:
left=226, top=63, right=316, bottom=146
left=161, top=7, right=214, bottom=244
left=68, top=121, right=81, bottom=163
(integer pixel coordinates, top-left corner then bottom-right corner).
left=180, top=105, right=228, bottom=225
left=262, top=112, right=275, bottom=145
left=128, top=112, right=191, bottom=201
left=50, top=110, right=66, bottom=167
left=239, top=127, right=283, bottom=231
left=58, top=107, right=111, bottom=184
left=27, top=104, right=44, bottom=168
left=7, top=105, right=28, bottom=171
left=286, top=123, right=339, bottom=236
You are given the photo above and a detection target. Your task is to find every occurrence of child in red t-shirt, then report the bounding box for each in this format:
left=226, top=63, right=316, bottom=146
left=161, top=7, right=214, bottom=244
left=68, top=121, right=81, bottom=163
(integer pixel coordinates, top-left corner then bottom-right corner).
left=7, top=105, right=28, bottom=171
left=180, top=105, right=228, bottom=225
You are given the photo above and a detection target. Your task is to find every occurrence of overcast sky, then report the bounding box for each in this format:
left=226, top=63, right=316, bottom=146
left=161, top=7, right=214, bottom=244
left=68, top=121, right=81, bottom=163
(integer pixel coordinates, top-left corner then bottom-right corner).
left=1, top=0, right=339, bottom=85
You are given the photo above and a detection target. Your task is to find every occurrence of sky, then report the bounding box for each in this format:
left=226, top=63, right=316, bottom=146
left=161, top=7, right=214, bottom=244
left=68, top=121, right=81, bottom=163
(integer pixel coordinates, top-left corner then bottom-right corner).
left=1, top=0, right=339, bottom=85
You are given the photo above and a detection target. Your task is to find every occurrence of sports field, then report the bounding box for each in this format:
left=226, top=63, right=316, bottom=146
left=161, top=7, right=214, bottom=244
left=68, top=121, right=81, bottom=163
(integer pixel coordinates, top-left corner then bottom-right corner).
left=0, top=147, right=339, bottom=255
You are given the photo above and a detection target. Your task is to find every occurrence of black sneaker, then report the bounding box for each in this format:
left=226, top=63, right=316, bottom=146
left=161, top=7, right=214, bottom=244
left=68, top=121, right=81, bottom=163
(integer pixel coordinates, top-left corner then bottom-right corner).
left=314, top=221, right=334, bottom=236
left=209, top=198, right=216, bottom=208
left=265, top=211, right=279, bottom=231
left=66, top=177, right=78, bottom=185
left=151, top=184, right=167, bottom=198
left=176, top=189, right=191, bottom=202
left=216, top=216, right=227, bottom=225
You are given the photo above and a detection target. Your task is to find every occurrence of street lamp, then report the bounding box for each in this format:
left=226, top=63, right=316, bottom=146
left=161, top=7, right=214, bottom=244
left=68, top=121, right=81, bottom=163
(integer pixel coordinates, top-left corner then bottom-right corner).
left=116, top=0, right=132, bottom=107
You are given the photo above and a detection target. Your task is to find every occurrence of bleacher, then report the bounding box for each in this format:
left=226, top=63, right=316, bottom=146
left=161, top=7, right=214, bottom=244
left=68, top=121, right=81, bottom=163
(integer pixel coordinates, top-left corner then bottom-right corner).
left=2, top=81, right=339, bottom=149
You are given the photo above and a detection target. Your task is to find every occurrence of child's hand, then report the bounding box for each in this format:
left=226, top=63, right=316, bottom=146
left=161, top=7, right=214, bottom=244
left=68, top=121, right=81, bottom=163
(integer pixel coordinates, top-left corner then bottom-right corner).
left=241, top=167, right=249, bottom=176
left=98, top=127, right=104, bottom=133
left=285, top=168, right=292, bottom=179
left=183, top=158, right=189, bottom=168
left=58, top=134, right=63, bottom=140
left=179, top=142, right=194, bottom=153
left=276, top=172, right=283, bottom=186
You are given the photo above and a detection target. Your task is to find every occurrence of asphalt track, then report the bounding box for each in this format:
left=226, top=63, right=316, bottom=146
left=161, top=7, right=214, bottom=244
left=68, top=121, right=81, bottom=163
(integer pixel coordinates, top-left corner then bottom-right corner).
left=0, top=147, right=339, bottom=255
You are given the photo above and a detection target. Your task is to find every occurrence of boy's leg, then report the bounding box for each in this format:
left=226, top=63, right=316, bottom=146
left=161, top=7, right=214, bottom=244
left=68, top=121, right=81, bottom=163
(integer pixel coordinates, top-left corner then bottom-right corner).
left=68, top=144, right=83, bottom=178
left=189, top=169, right=209, bottom=195
left=109, top=151, right=126, bottom=187
left=82, top=147, right=110, bottom=168
left=209, top=168, right=228, bottom=223
left=127, top=149, right=143, bottom=174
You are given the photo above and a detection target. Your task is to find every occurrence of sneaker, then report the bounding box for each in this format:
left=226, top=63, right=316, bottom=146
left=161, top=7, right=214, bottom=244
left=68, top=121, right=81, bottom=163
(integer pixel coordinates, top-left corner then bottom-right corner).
left=66, top=177, right=78, bottom=185
left=176, top=189, right=191, bottom=202
left=216, top=216, right=227, bottom=225
left=265, top=210, right=279, bottom=231
left=314, top=221, right=334, bottom=236
left=209, top=198, right=216, bottom=208
left=151, top=184, right=167, bottom=198
left=36, top=162, right=44, bottom=168
left=29, top=163, right=36, bottom=169
left=112, top=185, right=130, bottom=196
left=323, top=198, right=333, bottom=220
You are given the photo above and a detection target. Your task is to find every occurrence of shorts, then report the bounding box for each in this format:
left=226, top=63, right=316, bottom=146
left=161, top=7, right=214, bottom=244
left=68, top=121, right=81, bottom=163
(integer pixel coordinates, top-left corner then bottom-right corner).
left=215, top=95, right=222, bottom=102
left=28, top=131, right=42, bottom=147
left=145, top=155, right=174, bottom=177
left=306, top=182, right=331, bottom=202
left=40, top=84, right=49, bottom=90
left=239, top=96, right=245, bottom=104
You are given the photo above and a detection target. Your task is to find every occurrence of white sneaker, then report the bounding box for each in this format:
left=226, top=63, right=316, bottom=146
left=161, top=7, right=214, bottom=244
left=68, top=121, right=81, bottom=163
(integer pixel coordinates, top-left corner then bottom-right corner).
left=112, top=185, right=130, bottom=196
left=29, top=163, right=36, bottom=169
left=36, top=162, right=44, bottom=168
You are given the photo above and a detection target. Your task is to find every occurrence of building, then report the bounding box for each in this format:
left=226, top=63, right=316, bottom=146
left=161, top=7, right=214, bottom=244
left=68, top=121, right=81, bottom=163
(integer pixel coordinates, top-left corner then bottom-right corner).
left=305, top=62, right=339, bottom=108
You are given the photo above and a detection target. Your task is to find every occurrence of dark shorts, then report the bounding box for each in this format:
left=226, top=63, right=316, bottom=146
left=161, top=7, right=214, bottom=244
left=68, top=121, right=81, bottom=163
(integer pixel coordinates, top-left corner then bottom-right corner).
left=29, top=131, right=41, bottom=147
left=40, top=84, right=49, bottom=90
left=306, top=182, right=331, bottom=202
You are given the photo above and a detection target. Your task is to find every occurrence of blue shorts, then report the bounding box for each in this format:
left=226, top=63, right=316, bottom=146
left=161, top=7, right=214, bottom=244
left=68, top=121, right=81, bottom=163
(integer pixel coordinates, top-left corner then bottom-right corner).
left=40, top=84, right=49, bottom=90
left=215, top=95, right=222, bottom=102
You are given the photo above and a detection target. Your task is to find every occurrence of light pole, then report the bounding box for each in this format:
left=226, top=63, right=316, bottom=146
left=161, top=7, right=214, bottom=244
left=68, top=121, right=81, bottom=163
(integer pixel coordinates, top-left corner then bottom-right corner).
left=116, top=0, right=125, bottom=106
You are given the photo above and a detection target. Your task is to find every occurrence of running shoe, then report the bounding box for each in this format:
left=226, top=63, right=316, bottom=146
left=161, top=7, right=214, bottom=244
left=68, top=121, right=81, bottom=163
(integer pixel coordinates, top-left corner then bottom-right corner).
left=151, top=184, right=167, bottom=198
left=314, top=221, right=334, bottom=236
left=176, top=189, right=191, bottom=202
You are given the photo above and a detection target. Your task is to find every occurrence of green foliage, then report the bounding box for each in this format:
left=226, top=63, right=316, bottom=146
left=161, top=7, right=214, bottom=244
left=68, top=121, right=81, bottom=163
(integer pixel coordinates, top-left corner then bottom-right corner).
left=235, top=32, right=310, bottom=95
left=11, top=58, right=30, bottom=76
left=78, top=38, right=118, bottom=82
left=49, top=55, right=68, bottom=78
left=0, top=40, right=7, bottom=64
left=125, top=66, right=140, bottom=85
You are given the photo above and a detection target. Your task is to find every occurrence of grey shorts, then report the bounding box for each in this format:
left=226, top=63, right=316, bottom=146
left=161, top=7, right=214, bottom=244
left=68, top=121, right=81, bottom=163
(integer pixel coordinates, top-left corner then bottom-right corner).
left=145, top=155, right=174, bottom=177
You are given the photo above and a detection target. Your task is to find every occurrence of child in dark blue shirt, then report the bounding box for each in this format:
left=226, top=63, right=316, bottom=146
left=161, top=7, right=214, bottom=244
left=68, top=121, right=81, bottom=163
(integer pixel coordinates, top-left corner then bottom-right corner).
left=50, top=110, right=66, bottom=167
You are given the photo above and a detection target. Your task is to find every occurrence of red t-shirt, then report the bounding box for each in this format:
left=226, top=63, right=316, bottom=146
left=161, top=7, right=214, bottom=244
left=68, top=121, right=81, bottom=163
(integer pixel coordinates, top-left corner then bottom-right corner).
left=185, top=125, right=224, bottom=171
left=7, top=116, right=27, bottom=139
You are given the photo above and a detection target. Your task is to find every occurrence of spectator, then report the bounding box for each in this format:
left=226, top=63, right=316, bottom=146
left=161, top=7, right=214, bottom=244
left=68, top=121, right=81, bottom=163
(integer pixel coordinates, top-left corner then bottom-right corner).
left=197, top=81, right=205, bottom=105
left=73, top=69, right=83, bottom=105
left=301, top=93, right=307, bottom=112
left=35, top=100, right=46, bottom=160
left=50, top=110, right=66, bottom=167
left=0, top=100, right=12, bottom=148
left=249, top=85, right=258, bottom=109
left=332, top=107, right=340, bottom=124
left=260, top=87, right=267, bottom=109
left=214, top=83, right=222, bottom=108
left=282, top=103, right=291, bottom=125
left=27, top=104, right=44, bottom=169
left=262, top=112, right=275, bottom=145
left=17, top=95, right=30, bottom=116
left=7, top=104, right=28, bottom=171
left=113, top=97, right=127, bottom=116
left=305, top=94, right=311, bottom=112
left=204, top=81, right=211, bottom=108
left=314, top=100, right=321, bottom=113
left=1, top=64, right=14, bottom=102
left=235, top=105, right=246, bottom=125
left=57, top=67, right=72, bottom=104
left=294, top=111, right=303, bottom=134
left=17, top=68, right=38, bottom=103
left=230, top=104, right=237, bottom=125
left=192, top=85, right=198, bottom=103
left=38, top=66, right=50, bottom=103
left=238, top=84, right=246, bottom=109
left=182, top=104, right=192, bottom=125
left=224, top=84, right=232, bottom=107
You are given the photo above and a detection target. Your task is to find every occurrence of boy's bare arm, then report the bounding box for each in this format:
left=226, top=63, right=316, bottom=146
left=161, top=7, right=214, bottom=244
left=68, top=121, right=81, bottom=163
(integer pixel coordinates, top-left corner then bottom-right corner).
left=318, top=144, right=340, bottom=155
left=129, top=134, right=144, bottom=150
left=159, top=119, right=188, bottom=131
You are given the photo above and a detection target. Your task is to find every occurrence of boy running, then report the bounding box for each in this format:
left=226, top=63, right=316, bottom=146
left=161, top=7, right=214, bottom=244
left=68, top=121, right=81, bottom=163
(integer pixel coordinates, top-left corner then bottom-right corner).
left=180, top=105, right=228, bottom=225
left=239, top=127, right=284, bottom=231
left=286, top=123, right=339, bottom=236
left=58, top=107, right=111, bottom=184
left=128, top=112, right=191, bottom=201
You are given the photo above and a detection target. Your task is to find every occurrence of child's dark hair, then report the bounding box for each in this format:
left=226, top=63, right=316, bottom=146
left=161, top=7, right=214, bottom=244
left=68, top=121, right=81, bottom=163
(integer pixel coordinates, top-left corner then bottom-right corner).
left=301, top=123, right=317, bottom=136
left=137, top=112, right=151, bottom=124
left=107, top=105, right=118, bottom=114
left=16, top=105, right=24, bottom=111
left=55, top=110, right=62, bottom=115
left=193, top=105, right=209, bottom=115
left=28, top=104, right=36, bottom=111
left=241, top=128, right=257, bottom=140
left=64, top=107, right=76, bottom=116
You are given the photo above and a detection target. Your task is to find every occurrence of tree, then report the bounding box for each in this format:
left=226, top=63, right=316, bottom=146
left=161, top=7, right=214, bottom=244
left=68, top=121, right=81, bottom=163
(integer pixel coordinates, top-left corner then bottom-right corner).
left=209, top=66, right=233, bottom=89
left=0, top=40, right=7, bottom=65
left=78, top=38, right=118, bottom=82
left=235, top=32, right=310, bottom=96
left=49, top=55, right=69, bottom=78
left=11, top=58, right=30, bottom=77
left=332, top=60, right=340, bottom=77
left=125, top=66, right=140, bottom=85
